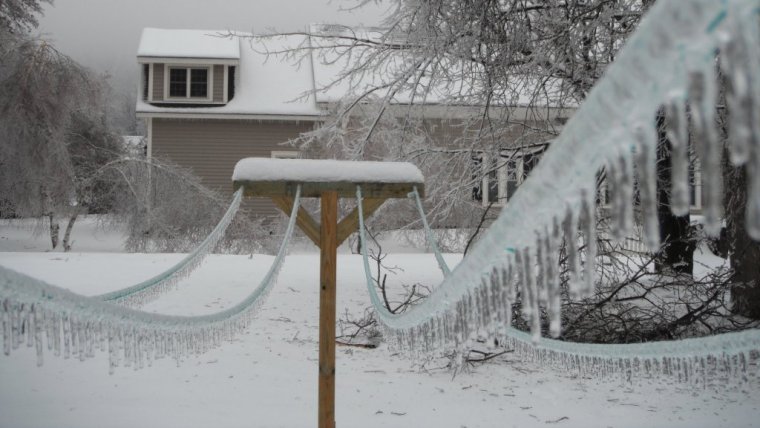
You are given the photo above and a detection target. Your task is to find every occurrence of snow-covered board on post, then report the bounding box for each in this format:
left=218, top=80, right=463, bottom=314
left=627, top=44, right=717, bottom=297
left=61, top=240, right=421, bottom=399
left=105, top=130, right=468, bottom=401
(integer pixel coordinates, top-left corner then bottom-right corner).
left=232, top=156, right=426, bottom=428
left=231, top=158, right=425, bottom=198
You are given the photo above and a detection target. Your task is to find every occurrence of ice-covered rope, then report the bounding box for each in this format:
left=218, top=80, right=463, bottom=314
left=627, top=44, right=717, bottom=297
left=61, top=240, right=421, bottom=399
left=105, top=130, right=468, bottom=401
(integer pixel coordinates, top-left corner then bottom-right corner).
left=357, top=0, right=760, bottom=384
left=95, top=188, right=243, bottom=307
left=0, top=185, right=302, bottom=372
left=410, top=186, right=451, bottom=277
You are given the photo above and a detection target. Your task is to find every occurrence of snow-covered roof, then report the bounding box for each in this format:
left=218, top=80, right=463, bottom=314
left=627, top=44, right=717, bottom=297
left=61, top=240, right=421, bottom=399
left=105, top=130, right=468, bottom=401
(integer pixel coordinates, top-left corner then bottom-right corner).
left=136, top=31, right=321, bottom=117
left=136, top=27, right=573, bottom=118
left=308, top=24, right=573, bottom=108
left=232, top=158, right=424, bottom=184
left=137, top=28, right=240, bottom=59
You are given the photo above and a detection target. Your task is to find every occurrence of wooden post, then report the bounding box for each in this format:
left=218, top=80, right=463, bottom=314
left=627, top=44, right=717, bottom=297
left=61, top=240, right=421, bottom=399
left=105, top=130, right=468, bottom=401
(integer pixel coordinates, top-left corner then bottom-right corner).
left=233, top=170, right=424, bottom=428
left=318, top=191, right=337, bottom=428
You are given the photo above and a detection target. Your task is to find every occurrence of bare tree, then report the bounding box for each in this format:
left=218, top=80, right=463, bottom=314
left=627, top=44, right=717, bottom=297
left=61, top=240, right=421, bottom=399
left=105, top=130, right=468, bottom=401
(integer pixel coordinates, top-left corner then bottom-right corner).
left=0, top=31, right=116, bottom=249
left=250, top=1, right=651, bottom=237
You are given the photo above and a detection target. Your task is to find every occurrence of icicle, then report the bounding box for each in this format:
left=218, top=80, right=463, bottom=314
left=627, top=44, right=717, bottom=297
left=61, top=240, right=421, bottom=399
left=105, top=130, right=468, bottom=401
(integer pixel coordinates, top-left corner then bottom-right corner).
left=522, top=247, right=541, bottom=343
left=26, top=304, right=34, bottom=348
left=70, top=317, right=78, bottom=360
left=489, top=268, right=501, bottom=328
left=664, top=98, right=691, bottom=216
left=579, top=189, right=596, bottom=298
left=108, top=328, right=116, bottom=375
left=11, top=302, right=21, bottom=350
left=562, top=207, right=582, bottom=299
left=499, top=264, right=514, bottom=338
left=33, top=304, right=43, bottom=367
left=634, top=125, right=661, bottom=251
left=609, top=152, right=635, bottom=242
left=748, top=148, right=760, bottom=240
left=535, top=233, right=548, bottom=305
left=744, top=18, right=760, bottom=239
left=720, top=17, right=752, bottom=166
left=44, top=310, right=54, bottom=351
left=53, top=313, right=61, bottom=357
left=480, top=276, right=491, bottom=334
left=688, top=70, right=723, bottom=236
left=77, top=320, right=85, bottom=362
left=2, top=299, right=9, bottom=356
left=515, top=249, right=530, bottom=323
left=505, top=262, right=516, bottom=302
left=546, top=219, right=562, bottom=338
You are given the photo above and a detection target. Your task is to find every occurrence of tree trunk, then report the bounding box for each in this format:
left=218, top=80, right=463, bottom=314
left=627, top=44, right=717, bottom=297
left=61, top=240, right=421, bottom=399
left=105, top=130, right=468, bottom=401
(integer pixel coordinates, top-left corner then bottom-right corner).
left=725, top=164, right=760, bottom=319
left=62, top=212, right=79, bottom=252
left=655, top=113, right=694, bottom=274
left=48, top=212, right=59, bottom=250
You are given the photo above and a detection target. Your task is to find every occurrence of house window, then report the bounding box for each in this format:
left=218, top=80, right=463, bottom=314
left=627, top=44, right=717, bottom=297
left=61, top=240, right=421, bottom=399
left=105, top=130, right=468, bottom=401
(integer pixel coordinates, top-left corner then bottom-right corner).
left=227, top=66, right=236, bottom=100
left=190, top=69, right=208, bottom=97
left=167, top=67, right=209, bottom=99
left=472, top=151, right=534, bottom=207
left=142, top=64, right=149, bottom=101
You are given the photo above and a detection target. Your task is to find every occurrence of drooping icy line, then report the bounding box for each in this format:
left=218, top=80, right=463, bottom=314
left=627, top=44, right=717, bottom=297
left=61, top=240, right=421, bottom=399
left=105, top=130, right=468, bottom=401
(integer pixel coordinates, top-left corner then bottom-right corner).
left=1, top=0, right=760, bottom=386
left=0, top=186, right=302, bottom=372
left=95, top=188, right=243, bottom=307
left=354, top=0, right=760, bottom=383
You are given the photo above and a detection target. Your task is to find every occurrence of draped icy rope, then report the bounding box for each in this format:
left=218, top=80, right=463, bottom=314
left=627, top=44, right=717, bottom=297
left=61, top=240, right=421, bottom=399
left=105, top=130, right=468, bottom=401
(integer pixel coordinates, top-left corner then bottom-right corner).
left=410, top=186, right=450, bottom=277
left=357, top=0, right=760, bottom=384
left=0, top=186, right=302, bottom=373
left=95, top=188, right=243, bottom=307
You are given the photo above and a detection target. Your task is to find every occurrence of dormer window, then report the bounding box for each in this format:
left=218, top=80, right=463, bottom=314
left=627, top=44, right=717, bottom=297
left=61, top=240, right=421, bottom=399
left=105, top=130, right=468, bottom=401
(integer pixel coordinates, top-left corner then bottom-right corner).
left=166, top=66, right=211, bottom=100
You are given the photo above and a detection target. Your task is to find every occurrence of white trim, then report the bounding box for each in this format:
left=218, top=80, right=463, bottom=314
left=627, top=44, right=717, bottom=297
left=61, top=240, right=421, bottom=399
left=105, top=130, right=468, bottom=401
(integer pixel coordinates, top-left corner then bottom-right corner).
left=271, top=151, right=300, bottom=159
left=223, top=65, right=229, bottom=103
left=146, top=117, right=153, bottom=159
left=138, top=56, right=239, bottom=65
left=163, top=65, right=213, bottom=102
left=147, top=63, right=154, bottom=102
left=136, top=111, right=325, bottom=121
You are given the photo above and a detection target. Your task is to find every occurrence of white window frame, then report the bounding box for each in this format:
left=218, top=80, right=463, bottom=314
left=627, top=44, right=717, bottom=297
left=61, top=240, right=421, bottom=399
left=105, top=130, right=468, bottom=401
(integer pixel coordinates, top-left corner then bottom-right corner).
left=163, top=65, right=213, bottom=102
left=478, top=153, right=524, bottom=208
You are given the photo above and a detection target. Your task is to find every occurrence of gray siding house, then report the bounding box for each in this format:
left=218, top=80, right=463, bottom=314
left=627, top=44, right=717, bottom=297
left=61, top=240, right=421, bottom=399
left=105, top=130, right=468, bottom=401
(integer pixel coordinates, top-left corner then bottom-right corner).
left=136, top=29, right=322, bottom=217
left=134, top=28, right=598, bottom=220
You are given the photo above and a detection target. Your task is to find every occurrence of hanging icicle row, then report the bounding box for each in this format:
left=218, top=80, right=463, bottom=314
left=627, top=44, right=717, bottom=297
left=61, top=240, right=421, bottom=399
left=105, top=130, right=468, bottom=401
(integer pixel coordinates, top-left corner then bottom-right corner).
left=94, top=188, right=244, bottom=307
left=354, top=0, right=760, bottom=385
left=0, top=186, right=302, bottom=372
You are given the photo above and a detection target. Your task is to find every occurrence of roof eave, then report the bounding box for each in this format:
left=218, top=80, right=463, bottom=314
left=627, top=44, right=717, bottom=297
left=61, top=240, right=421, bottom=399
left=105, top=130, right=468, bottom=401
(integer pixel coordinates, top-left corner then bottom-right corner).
left=136, top=111, right=326, bottom=121
left=137, top=56, right=240, bottom=65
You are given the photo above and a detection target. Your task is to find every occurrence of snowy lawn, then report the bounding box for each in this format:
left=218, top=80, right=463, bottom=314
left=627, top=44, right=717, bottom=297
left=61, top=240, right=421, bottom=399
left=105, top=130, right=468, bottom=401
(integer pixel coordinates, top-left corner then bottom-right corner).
left=1, top=220, right=758, bottom=427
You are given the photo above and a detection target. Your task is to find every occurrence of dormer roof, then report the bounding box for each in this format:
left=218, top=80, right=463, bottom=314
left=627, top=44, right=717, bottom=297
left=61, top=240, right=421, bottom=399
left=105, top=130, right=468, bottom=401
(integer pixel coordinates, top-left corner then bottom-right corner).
left=136, top=29, right=321, bottom=118
left=137, top=28, right=240, bottom=60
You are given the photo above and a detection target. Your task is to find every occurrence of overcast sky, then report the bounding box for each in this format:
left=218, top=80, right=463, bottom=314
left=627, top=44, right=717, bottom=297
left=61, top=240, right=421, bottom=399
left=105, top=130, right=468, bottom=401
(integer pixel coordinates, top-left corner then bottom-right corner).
left=36, top=0, right=390, bottom=93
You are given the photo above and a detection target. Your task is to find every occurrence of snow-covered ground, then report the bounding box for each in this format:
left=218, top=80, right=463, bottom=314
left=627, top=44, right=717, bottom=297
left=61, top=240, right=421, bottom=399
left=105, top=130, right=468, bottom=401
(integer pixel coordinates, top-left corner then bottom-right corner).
left=1, top=219, right=758, bottom=428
